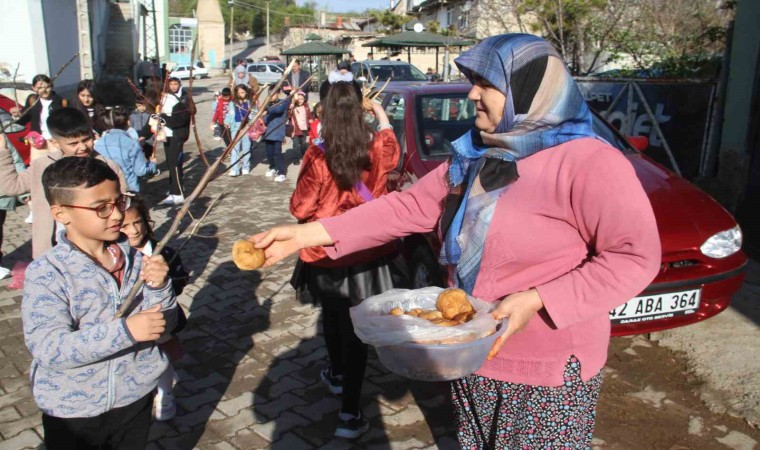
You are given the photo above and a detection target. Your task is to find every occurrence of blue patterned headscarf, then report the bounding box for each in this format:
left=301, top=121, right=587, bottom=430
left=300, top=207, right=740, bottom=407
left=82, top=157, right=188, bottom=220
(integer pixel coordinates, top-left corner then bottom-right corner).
left=441, top=33, right=599, bottom=293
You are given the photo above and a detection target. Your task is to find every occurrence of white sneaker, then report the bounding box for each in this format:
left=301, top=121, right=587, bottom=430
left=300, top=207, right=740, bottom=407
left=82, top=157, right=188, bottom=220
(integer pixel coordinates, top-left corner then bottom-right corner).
left=24, top=211, right=33, bottom=224
left=242, top=168, right=250, bottom=175
left=265, top=169, right=276, bottom=177
left=154, top=392, right=177, bottom=421
left=229, top=171, right=240, bottom=177
left=159, top=195, right=185, bottom=206
left=0, top=266, right=10, bottom=280
left=274, top=174, right=286, bottom=182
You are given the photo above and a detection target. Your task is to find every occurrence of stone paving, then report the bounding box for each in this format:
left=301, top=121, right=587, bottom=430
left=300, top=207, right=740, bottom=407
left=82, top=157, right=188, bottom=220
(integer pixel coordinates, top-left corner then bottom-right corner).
left=1, top=77, right=759, bottom=450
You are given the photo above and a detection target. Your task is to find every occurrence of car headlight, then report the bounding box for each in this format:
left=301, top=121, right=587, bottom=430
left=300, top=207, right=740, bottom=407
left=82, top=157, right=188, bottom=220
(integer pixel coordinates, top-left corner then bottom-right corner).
left=700, top=225, right=742, bottom=258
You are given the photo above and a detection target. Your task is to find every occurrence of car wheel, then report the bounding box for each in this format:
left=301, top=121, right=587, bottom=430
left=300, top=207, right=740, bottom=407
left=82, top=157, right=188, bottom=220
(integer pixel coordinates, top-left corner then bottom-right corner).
left=409, top=245, right=444, bottom=289
left=194, top=74, right=202, bottom=80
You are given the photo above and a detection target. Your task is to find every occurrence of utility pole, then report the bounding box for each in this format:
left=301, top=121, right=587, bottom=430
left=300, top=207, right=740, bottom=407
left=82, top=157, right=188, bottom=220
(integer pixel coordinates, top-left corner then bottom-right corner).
left=75, top=0, right=93, bottom=79
left=266, top=1, right=271, bottom=56
left=228, top=0, right=234, bottom=70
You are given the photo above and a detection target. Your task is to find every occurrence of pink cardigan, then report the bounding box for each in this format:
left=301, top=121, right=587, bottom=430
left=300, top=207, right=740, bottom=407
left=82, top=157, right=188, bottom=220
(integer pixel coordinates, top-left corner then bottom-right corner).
left=321, top=138, right=661, bottom=387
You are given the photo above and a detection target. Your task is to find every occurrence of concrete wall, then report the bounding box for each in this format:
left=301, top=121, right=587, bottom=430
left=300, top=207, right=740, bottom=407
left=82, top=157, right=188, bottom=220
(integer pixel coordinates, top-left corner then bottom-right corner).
left=197, top=0, right=225, bottom=69
left=41, top=0, right=81, bottom=92
left=0, top=0, right=51, bottom=85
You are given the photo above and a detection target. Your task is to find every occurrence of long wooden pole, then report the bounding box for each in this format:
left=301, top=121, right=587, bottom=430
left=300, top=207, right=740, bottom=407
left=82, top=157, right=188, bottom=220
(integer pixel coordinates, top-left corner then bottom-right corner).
left=114, top=59, right=297, bottom=319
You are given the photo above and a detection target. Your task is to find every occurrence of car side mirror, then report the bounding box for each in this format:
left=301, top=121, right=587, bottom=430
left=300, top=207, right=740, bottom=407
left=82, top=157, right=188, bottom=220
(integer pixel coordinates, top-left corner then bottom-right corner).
left=627, top=135, right=649, bottom=152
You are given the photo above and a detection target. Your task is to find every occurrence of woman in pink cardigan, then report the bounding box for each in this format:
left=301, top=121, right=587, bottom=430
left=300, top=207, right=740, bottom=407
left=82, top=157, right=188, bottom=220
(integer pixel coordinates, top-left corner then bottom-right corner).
left=251, top=34, right=661, bottom=448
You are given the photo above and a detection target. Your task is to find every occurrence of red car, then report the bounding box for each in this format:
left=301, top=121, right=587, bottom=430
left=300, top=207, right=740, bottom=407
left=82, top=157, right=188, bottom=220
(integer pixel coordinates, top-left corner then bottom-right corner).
left=379, top=83, right=747, bottom=336
left=0, top=93, right=32, bottom=164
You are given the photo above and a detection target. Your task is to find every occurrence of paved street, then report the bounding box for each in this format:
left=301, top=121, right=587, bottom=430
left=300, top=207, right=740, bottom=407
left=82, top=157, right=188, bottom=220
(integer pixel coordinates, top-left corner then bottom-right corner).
left=0, top=77, right=758, bottom=449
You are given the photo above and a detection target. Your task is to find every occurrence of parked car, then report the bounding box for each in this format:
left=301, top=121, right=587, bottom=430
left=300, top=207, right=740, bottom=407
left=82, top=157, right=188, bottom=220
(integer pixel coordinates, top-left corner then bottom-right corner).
left=169, top=62, right=209, bottom=80
left=0, top=93, right=32, bottom=164
left=351, top=60, right=428, bottom=84
left=247, top=62, right=285, bottom=86
left=379, top=83, right=748, bottom=336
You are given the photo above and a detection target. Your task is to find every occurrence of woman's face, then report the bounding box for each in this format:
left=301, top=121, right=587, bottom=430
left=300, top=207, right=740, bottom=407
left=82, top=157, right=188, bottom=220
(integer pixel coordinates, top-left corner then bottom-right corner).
left=34, top=81, right=52, bottom=99
left=468, top=74, right=506, bottom=133
left=120, top=208, right=149, bottom=248
left=78, top=89, right=94, bottom=107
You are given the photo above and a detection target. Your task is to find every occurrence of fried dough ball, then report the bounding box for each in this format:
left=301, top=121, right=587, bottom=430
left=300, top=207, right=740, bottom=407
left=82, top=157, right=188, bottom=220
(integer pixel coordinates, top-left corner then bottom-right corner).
left=453, top=311, right=475, bottom=323
left=435, top=288, right=474, bottom=320
left=419, top=310, right=444, bottom=320
left=406, top=309, right=423, bottom=317
left=232, top=240, right=266, bottom=270
left=389, top=307, right=404, bottom=316
left=431, top=318, right=460, bottom=327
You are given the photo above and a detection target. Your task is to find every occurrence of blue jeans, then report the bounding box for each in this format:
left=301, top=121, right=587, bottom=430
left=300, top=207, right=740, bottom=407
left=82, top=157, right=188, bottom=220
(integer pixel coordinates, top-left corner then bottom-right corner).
left=230, top=136, right=251, bottom=174
left=265, top=140, right=284, bottom=175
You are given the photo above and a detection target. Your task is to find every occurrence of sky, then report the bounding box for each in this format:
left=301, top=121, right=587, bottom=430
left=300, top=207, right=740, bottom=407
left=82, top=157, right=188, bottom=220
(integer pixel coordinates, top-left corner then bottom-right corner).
left=315, top=0, right=389, bottom=13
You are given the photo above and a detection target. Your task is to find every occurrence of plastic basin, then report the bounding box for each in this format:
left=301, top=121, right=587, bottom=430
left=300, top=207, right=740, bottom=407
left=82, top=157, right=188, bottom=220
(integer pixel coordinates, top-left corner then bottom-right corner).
left=374, top=320, right=507, bottom=381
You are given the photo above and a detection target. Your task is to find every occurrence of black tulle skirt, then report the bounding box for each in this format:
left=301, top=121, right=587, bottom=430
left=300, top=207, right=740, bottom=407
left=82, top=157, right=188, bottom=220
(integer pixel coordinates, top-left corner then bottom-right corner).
left=291, top=255, right=408, bottom=306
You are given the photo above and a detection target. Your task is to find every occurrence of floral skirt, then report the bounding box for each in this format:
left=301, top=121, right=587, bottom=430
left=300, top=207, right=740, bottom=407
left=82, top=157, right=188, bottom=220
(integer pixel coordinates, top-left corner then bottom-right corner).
left=451, top=356, right=602, bottom=450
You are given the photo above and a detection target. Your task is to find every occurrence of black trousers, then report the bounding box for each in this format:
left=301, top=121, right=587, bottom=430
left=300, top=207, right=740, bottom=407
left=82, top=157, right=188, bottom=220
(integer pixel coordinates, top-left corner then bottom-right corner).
left=293, top=135, right=307, bottom=159
left=164, top=136, right=186, bottom=196
left=0, top=209, right=6, bottom=263
left=321, top=296, right=368, bottom=417
left=42, top=392, right=153, bottom=450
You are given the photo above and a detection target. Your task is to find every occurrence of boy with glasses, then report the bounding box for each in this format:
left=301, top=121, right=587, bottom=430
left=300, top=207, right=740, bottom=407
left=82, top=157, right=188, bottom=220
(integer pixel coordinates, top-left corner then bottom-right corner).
left=22, top=157, right=176, bottom=449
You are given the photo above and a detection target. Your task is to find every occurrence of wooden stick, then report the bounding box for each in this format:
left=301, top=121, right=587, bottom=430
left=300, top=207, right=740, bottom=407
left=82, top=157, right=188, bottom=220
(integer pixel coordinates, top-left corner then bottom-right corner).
left=114, top=59, right=298, bottom=319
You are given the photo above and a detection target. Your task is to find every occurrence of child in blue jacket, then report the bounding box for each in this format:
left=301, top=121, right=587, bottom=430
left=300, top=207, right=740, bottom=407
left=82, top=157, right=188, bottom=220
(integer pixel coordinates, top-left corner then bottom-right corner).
left=263, top=87, right=291, bottom=182
left=95, top=106, right=157, bottom=192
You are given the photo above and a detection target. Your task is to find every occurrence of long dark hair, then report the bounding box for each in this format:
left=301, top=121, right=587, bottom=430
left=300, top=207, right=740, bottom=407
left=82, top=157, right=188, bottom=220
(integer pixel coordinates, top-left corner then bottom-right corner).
left=321, top=82, right=373, bottom=190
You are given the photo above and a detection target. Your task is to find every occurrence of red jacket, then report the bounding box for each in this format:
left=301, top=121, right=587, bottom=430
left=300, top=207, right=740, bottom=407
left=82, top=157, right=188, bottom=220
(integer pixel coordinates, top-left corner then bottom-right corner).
left=290, top=105, right=312, bottom=137
left=211, top=98, right=231, bottom=125
left=290, top=129, right=400, bottom=267
left=308, top=119, right=320, bottom=144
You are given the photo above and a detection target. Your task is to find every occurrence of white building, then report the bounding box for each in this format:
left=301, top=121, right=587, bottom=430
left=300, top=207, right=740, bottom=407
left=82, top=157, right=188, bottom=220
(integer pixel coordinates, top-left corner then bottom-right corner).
left=0, top=0, right=111, bottom=92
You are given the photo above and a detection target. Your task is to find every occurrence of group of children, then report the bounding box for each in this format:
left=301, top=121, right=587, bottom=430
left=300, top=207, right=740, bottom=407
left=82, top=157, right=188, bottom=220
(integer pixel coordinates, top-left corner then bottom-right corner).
left=0, top=68, right=330, bottom=448
left=0, top=73, right=195, bottom=448
left=210, top=85, right=322, bottom=181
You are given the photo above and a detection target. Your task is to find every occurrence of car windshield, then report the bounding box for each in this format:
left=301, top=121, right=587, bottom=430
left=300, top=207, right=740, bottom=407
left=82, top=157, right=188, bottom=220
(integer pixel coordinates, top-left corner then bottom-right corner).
left=413, top=94, right=634, bottom=158
left=416, top=93, right=477, bottom=157
left=364, top=64, right=428, bottom=82
left=0, top=110, right=24, bottom=133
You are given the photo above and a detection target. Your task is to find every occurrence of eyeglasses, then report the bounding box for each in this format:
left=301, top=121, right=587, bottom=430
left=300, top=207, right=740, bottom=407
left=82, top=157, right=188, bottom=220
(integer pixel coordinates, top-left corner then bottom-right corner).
left=61, top=195, right=132, bottom=219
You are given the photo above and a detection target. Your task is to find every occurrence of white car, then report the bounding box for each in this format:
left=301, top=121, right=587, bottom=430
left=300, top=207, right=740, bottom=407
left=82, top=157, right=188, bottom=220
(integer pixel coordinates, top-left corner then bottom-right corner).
left=170, top=63, right=209, bottom=80
left=246, top=62, right=285, bottom=86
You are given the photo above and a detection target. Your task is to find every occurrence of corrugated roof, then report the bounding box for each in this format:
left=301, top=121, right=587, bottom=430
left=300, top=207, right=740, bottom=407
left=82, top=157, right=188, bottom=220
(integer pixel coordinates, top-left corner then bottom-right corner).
left=281, top=41, right=349, bottom=56
left=362, top=30, right=475, bottom=48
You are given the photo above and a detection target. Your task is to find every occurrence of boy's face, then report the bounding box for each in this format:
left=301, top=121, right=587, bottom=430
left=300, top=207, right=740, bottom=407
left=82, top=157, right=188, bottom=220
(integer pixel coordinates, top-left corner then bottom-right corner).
left=169, top=80, right=180, bottom=93
left=50, top=134, right=94, bottom=157
left=51, top=180, right=125, bottom=243
left=135, top=103, right=146, bottom=113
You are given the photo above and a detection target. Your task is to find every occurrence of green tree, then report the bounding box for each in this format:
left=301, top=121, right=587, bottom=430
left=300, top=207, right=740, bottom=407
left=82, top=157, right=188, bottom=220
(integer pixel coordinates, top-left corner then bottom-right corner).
left=371, top=10, right=412, bottom=33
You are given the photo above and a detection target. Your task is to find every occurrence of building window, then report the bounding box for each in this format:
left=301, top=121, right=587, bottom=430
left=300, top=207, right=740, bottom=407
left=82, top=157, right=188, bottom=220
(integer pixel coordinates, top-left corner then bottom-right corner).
left=169, top=24, right=192, bottom=54
left=445, top=8, right=453, bottom=28
left=458, top=11, right=469, bottom=28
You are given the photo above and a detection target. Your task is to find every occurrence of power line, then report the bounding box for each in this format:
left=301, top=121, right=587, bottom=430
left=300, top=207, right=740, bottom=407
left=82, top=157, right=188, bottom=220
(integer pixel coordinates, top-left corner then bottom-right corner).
left=233, top=0, right=317, bottom=18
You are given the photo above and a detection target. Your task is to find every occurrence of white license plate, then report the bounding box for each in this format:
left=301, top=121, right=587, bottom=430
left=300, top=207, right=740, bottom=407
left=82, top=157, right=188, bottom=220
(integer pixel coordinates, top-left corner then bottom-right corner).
left=609, top=289, right=701, bottom=324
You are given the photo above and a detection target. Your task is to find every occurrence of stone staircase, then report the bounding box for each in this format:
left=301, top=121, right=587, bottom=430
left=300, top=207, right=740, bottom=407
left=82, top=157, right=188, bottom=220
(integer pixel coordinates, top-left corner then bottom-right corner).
left=104, top=2, right=136, bottom=79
